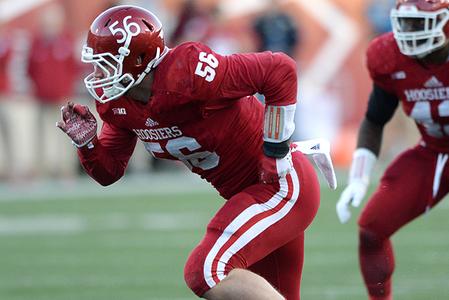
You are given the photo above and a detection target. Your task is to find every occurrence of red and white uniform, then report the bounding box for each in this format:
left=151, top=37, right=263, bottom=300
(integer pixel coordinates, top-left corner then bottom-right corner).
left=356, top=33, right=449, bottom=298
left=367, top=33, right=449, bottom=152
left=78, top=42, right=320, bottom=299
left=359, top=33, right=449, bottom=241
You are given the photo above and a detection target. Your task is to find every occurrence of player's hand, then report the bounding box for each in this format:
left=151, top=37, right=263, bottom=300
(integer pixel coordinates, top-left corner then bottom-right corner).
left=336, top=180, right=368, bottom=223
left=336, top=148, right=376, bottom=223
left=259, top=151, right=294, bottom=183
left=56, top=101, right=97, bottom=147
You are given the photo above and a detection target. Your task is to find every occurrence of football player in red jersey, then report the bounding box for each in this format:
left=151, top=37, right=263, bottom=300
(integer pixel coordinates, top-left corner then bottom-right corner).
left=57, top=5, right=336, bottom=300
left=337, top=0, right=449, bottom=299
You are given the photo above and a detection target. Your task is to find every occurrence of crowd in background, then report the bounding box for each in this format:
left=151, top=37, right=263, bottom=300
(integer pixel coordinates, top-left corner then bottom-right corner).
left=0, top=0, right=407, bottom=183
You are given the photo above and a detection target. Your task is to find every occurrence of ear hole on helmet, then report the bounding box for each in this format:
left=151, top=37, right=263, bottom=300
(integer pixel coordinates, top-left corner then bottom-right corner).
left=142, top=19, right=154, bottom=32
left=136, top=53, right=145, bottom=66
left=104, top=18, right=111, bottom=27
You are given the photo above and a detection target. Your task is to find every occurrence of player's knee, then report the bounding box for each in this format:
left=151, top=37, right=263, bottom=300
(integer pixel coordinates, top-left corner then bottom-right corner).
left=184, top=248, right=210, bottom=297
left=359, top=227, right=385, bottom=249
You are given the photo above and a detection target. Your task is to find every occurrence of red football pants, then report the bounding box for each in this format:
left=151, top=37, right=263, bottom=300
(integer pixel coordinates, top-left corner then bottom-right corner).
left=184, top=152, right=320, bottom=299
left=358, top=145, right=449, bottom=298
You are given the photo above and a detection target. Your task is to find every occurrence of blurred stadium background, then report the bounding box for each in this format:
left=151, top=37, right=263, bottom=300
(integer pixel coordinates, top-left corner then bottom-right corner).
left=0, top=0, right=447, bottom=299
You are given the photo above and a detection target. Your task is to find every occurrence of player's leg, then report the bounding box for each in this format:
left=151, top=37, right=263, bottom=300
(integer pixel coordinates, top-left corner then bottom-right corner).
left=201, top=268, right=285, bottom=300
left=248, top=233, right=305, bottom=299
left=358, top=145, right=448, bottom=300
left=184, top=151, right=320, bottom=299
left=205, top=235, right=305, bottom=300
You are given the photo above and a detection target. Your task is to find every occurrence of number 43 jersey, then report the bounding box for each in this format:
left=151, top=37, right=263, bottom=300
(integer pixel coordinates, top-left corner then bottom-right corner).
left=78, top=42, right=298, bottom=199
left=367, top=33, right=449, bottom=153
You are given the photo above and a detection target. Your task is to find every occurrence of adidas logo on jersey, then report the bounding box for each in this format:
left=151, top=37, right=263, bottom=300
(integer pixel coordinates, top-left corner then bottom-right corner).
left=145, top=118, right=159, bottom=127
left=424, top=76, right=443, bottom=88
left=311, top=144, right=320, bottom=150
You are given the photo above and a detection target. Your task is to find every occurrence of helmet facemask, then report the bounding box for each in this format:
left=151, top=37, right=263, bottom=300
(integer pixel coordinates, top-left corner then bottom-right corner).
left=81, top=45, right=135, bottom=103
left=391, top=5, right=449, bottom=58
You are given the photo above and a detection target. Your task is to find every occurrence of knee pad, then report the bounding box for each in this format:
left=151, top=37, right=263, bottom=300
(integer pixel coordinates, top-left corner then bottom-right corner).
left=359, top=227, right=386, bottom=249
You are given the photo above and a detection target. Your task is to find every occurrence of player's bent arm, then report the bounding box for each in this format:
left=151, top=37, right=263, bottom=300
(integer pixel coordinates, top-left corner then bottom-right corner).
left=223, top=51, right=297, bottom=107
left=78, top=122, right=137, bottom=186
left=190, top=45, right=297, bottom=147
left=190, top=45, right=298, bottom=182
left=226, top=52, right=297, bottom=181
left=191, top=44, right=297, bottom=108
left=351, top=83, right=399, bottom=183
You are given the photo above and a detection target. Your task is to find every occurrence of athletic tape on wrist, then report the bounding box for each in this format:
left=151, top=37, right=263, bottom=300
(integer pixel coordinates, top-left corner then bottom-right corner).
left=263, top=104, right=296, bottom=143
left=348, top=148, right=377, bottom=185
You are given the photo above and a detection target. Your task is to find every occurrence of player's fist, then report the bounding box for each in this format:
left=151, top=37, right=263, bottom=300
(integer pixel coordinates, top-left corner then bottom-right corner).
left=56, top=101, right=97, bottom=147
left=259, top=151, right=294, bottom=184
left=336, top=180, right=368, bottom=223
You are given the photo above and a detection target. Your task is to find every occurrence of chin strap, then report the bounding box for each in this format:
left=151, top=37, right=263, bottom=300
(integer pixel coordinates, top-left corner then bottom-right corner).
left=134, top=46, right=170, bottom=85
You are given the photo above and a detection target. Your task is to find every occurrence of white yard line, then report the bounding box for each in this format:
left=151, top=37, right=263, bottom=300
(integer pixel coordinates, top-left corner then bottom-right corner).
left=0, top=215, right=85, bottom=235
left=0, top=212, right=207, bottom=235
left=0, top=172, right=216, bottom=202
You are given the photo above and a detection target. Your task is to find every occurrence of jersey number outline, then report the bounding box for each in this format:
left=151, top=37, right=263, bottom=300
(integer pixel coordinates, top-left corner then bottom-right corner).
left=410, top=100, right=449, bottom=138
left=143, top=136, right=220, bottom=171
left=195, top=52, right=219, bottom=82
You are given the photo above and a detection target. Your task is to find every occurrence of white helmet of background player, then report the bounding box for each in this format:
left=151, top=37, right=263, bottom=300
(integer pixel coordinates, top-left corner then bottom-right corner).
left=390, top=0, right=449, bottom=58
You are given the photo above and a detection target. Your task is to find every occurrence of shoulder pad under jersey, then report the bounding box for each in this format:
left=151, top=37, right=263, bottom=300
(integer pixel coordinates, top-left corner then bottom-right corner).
left=161, top=41, right=218, bottom=97
left=366, top=33, right=401, bottom=79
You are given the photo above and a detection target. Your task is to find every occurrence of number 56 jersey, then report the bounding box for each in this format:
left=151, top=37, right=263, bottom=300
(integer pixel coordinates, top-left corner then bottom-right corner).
left=78, top=42, right=298, bottom=199
left=367, top=33, right=449, bottom=153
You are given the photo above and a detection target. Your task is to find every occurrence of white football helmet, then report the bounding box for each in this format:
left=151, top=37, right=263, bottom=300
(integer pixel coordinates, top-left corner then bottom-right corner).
left=390, top=0, right=449, bottom=58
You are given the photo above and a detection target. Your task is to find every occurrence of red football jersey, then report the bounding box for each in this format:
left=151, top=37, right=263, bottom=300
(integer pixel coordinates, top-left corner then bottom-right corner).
left=367, top=33, right=449, bottom=153
left=79, top=42, right=298, bottom=199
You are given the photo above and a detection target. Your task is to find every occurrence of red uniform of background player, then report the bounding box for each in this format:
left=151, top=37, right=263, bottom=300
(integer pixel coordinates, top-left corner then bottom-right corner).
left=57, top=5, right=335, bottom=300
left=337, top=1, right=449, bottom=299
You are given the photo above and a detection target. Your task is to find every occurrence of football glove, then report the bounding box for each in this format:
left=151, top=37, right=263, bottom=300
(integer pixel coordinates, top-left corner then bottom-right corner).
left=259, top=150, right=294, bottom=184
left=56, top=101, right=97, bottom=147
left=336, top=148, right=376, bottom=223
left=291, top=139, right=337, bottom=190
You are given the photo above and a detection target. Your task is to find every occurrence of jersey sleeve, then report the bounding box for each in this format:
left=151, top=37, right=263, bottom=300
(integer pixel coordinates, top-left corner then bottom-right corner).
left=179, top=42, right=297, bottom=143
left=221, top=50, right=298, bottom=143
left=184, top=42, right=297, bottom=107
left=366, top=33, right=398, bottom=94
left=77, top=121, right=137, bottom=186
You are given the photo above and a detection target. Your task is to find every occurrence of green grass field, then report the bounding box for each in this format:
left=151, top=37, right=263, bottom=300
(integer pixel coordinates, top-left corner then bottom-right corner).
left=0, top=174, right=448, bottom=300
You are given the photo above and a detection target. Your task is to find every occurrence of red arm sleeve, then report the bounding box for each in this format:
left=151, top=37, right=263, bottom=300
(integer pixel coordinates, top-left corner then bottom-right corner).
left=77, top=122, right=137, bottom=186
left=220, top=51, right=297, bottom=106
left=183, top=44, right=298, bottom=143
left=189, top=45, right=297, bottom=106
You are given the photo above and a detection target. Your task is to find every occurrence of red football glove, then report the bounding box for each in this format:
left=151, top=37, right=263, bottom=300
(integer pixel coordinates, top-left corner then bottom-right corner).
left=56, top=102, right=97, bottom=147
left=259, top=151, right=294, bottom=184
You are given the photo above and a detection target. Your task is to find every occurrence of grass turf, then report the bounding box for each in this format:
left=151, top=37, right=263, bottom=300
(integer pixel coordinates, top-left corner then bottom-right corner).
left=0, top=182, right=448, bottom=300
